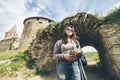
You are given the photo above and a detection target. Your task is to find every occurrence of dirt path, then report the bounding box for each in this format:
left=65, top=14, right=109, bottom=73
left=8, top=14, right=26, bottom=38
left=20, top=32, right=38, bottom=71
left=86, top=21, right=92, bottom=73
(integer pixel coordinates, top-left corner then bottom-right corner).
left=26, top=60, right=111, bottom=80
left=84, top=59, right=110, bottom=80
left=0, top=59, right=13, bottom=65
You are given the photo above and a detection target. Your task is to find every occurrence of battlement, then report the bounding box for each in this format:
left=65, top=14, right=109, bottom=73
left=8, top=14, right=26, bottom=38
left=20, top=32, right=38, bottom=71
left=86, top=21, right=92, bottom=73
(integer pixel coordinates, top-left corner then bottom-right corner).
left=23, top=16, right=53, bottom=24
left=5, top=24, right=18, bottom=39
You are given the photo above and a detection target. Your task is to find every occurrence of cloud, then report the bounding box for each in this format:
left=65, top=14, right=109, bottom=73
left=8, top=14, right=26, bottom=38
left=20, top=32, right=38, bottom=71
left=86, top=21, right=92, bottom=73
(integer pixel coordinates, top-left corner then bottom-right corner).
left=0, top=0, right=120, bottom=41
left=96, top=0, right=120, bottom=16
left=82, top=46, right=97, bottom=52
left=0, top=0, right=45, bottom=40
left=103, top=2, right=120, bottom=16
left=0, top=0, right=26, bottom=40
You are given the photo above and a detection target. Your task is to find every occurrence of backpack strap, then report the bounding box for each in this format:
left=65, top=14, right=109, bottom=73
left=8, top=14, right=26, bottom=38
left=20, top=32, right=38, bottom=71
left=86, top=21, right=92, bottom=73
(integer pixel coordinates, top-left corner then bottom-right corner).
left=74, top=40, right=79, bottom=48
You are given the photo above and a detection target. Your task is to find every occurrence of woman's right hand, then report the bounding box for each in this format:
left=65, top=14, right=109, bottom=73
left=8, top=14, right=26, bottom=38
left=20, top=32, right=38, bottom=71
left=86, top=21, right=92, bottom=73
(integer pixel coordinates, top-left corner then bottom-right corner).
left=63, top=54, right=74, bottom=61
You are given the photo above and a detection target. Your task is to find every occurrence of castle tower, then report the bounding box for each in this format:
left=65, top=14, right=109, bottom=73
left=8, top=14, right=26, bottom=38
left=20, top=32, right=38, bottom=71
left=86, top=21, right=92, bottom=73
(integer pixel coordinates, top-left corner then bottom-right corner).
left=19, top=17, right=54, bottom=48
left=5, top=24, right=18, bottom=39
left=0, top=24, right=19, bottom=52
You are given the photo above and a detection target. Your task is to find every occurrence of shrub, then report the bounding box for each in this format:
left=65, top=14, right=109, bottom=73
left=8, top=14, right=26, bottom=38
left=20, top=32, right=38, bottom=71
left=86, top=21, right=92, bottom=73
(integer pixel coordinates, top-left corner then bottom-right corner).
left=102, top=7, right=120, bottom=24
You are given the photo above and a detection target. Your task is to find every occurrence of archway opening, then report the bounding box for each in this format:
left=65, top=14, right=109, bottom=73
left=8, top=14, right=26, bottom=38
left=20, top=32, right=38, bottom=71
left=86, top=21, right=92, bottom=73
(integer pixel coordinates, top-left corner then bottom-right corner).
left=82, top=46, right=100, bottom=65
left=81, top=46, right=110, bottom=80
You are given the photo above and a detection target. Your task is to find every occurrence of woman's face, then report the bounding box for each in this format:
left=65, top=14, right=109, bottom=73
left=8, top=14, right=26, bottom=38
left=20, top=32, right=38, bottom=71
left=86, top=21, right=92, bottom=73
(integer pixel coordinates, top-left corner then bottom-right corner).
left=65, top=27, right=74, bottom=37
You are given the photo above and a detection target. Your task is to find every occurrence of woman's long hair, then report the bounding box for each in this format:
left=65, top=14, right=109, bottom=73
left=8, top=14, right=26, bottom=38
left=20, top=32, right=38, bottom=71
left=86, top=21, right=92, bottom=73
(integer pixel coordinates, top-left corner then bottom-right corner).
left=62, top=24, right=79, bottom=44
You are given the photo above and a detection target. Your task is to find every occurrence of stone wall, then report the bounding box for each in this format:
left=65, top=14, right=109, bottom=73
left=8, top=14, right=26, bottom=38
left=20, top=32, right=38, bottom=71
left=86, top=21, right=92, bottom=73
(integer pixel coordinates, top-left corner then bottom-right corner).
left=99, top=24, right=120, bottom=79
left=28, top=13, right=120, bottom=79
left=28, top=12, right=101, bottom=74
left=19, top=17, right=54, bottom=48
left=0, top=37, right=19, bottom=53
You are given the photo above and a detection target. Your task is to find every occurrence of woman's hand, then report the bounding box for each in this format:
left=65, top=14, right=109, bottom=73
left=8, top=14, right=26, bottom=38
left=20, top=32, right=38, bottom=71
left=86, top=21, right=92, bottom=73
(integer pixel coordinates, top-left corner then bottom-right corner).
left=63, top=54, right=74, bottom=61
left=72, top=48, right=81, bottom=54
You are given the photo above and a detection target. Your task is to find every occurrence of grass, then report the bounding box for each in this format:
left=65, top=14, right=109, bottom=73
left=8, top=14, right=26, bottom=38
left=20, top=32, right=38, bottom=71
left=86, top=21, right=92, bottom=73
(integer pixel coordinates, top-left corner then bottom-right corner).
left=37, top=26, right=47, bottom=34
left=0, top=47, right=27, bottom=60
left=84, top=52, right=100, bottom=63
left=0, top=47, right=36, bottom=77
left=0, top=47, right=100, bottom=77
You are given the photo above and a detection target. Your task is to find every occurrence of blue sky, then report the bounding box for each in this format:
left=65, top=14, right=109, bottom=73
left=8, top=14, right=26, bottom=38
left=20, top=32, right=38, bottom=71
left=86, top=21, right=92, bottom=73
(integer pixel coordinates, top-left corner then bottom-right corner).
left=0, top=0, right=120, bottom=52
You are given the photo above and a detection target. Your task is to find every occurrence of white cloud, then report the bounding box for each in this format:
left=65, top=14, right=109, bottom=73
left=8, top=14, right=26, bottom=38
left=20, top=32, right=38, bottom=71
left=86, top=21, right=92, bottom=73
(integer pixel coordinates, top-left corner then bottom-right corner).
left=0, top=0, right=120, bottom=42
left=114, top=2, right=120, bottom=8
left=38, top=4, right=45, bottom=10
left=104, top=2, right=120, bottom=16
left=0, top=0, right=26, bottom=40
left=82, top=46, right=97, bottom=52
left=0, top=0, right=45, bottom=40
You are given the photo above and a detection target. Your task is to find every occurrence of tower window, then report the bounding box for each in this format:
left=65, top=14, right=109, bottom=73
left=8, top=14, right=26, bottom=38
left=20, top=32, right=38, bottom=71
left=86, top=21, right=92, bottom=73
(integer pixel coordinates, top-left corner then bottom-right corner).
left=37, top=18, right=39, bottom=21
left=28, top=22, right=31, bottom=24
left=39, top=22, right=42, bottom=24
left=48, top=20, right=51, bottom=23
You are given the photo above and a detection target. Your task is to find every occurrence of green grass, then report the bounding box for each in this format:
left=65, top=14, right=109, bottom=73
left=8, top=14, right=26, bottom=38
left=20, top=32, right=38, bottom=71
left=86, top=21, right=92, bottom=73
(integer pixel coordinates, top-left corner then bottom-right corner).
left=0, top=48, right=100, bottom=77
left=37, top=26, right=47, bottom=34
left=0, top=60, right=24, bottom=77
left=0, top=47, right=36, bottom=77
left=84, top=52, right=100, bottom=62
left=0, top=47, right=27, bottom=60
left=0, top=60, right=36, bottom=77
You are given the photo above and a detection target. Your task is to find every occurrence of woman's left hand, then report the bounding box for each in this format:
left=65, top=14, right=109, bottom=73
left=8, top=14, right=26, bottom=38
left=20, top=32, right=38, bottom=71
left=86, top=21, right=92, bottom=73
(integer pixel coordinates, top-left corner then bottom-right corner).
left=72, top=48, right=81, bottom=54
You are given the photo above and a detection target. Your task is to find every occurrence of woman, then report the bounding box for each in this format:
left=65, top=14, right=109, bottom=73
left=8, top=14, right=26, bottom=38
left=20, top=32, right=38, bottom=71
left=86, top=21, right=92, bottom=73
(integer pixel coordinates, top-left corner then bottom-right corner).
left=53, top=24, right=87, bottom=80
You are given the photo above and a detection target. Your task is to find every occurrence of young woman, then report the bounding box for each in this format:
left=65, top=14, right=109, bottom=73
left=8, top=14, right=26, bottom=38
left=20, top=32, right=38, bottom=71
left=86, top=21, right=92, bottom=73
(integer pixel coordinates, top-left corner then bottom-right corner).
left=53, top=25, right=87, bottom=80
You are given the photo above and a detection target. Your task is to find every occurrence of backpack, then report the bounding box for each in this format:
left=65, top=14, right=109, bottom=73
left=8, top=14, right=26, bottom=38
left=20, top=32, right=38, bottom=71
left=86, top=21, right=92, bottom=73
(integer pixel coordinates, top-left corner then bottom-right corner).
left=74, top=40, right=87, bottom=67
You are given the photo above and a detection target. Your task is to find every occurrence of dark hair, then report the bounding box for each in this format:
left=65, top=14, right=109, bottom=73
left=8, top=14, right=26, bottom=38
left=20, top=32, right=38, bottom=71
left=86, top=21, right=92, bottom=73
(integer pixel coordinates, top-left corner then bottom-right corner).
left=62, top=24, right=78, bottom=44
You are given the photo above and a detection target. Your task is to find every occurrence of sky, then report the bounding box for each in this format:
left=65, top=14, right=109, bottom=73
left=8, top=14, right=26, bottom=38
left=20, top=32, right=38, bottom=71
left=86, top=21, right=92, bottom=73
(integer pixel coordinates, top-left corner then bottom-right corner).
left=0, top=0, right=120, bottom=52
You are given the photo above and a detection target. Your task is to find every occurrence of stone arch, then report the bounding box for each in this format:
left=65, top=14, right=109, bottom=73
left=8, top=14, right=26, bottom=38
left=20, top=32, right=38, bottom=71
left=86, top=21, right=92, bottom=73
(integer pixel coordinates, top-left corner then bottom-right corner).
left=28, top=12, right=120, bottom=79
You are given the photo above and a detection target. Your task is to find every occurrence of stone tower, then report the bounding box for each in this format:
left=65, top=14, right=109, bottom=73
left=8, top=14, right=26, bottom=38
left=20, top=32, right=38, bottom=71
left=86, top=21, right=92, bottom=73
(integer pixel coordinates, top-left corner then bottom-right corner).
left=5, top=24, right=18, bottom=39
left=0, top=24, right=19, bottom=52
left=19, top=17, right=54, bottom=48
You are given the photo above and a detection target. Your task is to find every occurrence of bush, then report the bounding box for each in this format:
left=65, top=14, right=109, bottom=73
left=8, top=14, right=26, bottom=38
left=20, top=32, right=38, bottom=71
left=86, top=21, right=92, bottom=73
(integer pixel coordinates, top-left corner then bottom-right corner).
left=102, top=7, right=120, bottom=24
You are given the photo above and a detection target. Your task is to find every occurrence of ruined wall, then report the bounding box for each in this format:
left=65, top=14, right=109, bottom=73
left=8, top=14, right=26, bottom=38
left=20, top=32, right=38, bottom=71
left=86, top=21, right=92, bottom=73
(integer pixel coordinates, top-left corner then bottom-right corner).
left=19, top=17, right=53, bottom=48
left=99, top=24, right=120, bottom=79
left=28, top=12, right=100, bottom=74
left=28, top=13, right=120, bottom=80
left=0, top=38, right=19, bottom=53
left=5, top=24, right=18, bottom=39
left=5, top=32, right=18, bottom=39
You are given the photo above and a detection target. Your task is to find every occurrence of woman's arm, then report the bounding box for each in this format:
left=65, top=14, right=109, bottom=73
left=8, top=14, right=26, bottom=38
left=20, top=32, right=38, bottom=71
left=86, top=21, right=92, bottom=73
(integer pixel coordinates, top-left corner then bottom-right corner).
left=75, top=40, right=83, bottom=58
left=53, top=40, right=64, bottom=60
